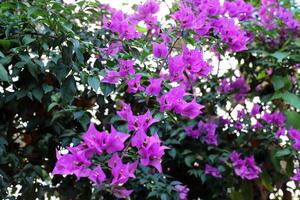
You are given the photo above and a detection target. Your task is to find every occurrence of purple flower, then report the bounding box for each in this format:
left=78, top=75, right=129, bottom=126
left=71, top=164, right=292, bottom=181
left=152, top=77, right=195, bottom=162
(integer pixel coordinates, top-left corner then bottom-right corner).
left=108, top=153, right=138, bottom=185
left=259, top=0, right=299, bottom=31
left=252, top=121, right=263, bottom=129
left=100, top=41, right=123, bottom=56
left=113, top=187, right=134, bottom=199
left=223, top=0, right=254, bottom=21
left=104, top=126, right=130, bottom=154
left=231, top=77, right=250, bottom=102
left=262, top=112, right=285, bottom=127
left=126, top=74, right=144, bottom=93
left=218, top=79, right=231, bottom=93
left=103, top=10, right=141, bottom=39
left=275, top=127, right=286, bottom=139
left=212, top=18, right=249, bottom=52
left=87, top=166, right=106, bottom=187
left=117, top=101, right=133, bottom=121
left=134, top=0, right=160, bottom=30
left=101, top=70, right=121, bottom=84
left=184, top=126, right=200, bottom=139
left=237, top=109, right=246, bottom=118
left=193, top=14, right=211, bottom=36
left=146, top=78, right=162, bottom=96
left=172, top=5, right=195, bottom=29
left=205, top=164, right=222, bottom=178
left=168, top=55, right=185, bottom=82
left=182, top=47, right=212, bottom=76
left=158, top=86, right=186, bottom=113
left=251, top=104, right=261, bottom=116
left=234, top=122, right=243, bottom=130
left=152, top=42, right=168, bottom=58
left=82, top=123, right=107, bottom=154
left=180, top=100, right=204, bottom=119
left=127, top=110, right=158, bottom=132
left=175, top=184, right=189, bottom=200
left=230, top=151, right=261, bottom=180
left=52, top=146, right=92, bottom=179
left=138, top=133, right=168, bottom=172
left=138, top=0, right=159, bottom=16
left=119, top=59, right=135, bottom=77
left=291, top=169, right=300, bottom=181
left=131, top=130, right=148, bottom=148
left=198, top=121, right=218, bottom=146
left=288, top=128, right=300, bottom=150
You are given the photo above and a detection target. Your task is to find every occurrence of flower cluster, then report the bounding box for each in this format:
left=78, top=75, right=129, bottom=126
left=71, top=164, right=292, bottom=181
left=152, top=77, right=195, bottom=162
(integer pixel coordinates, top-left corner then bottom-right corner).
left=130, top=0, right=160, bottom=33
left=175, top=184, right=189, bottom=200
left=291, top=169, right=300, bottom=181
left=223, top=0, right=254, bottom=21
left=53, top=0, right=300, bottom=198
left=103, top=10, right=141, bottom=40
left=288, top=128, right=300, bottom=150
left=259, top=0, right=300, bottom=31
left=262, top=111, right=287, bottom=139
left=218, top=77, right=250, bottom=103
left=229, top=151, right=261, bottom=180
left=173, top=0, right=250, bottom=52
left=52, top=123, right=135, bottom=198
left=117, top=102, right=168, bottom=172
left=205, top=164, right=222, bottom=178
left=159, top=86, right=204, bottom=119
left=53, top=102, right=167, bottom=198
left=185, top=121, right=218, bottom=145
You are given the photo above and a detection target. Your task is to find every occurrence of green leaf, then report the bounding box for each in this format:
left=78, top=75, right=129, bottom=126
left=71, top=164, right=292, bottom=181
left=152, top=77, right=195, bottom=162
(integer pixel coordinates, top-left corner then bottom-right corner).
left=271, top=75, right=285, bottom=90
left=260, top=171, right=273, bottom=191
left=168, top=148, right=176, bottom=159
left=295, top=39, right=300, bottom=47
left=62, top=43, right=74, bottom=66
left=48, top=102, right=58, bottom=111
left=0, top=39, right=11, bottom=50
left=230, top=190, right=244, bottom=200
left=290, top=54, right=300, bottom=62
left=22, top=35, right=36, bottom=45
left=257, top=70, right=267, bottom=80
left=32, top=88, right=43, bottom=102
left=0, top=51, right=5, bottom=58
left=0, top=63, right=9, bottom=82
left=285, top=111, right=300, bottom=130
left=271, top=52, right=288, bottom=62
left=136, top=25, right=148, bottom=33
left=241, top=181, right=253, bottom=200
left=282, top=92, right=300, bottom=110
left=88, top=76, right=100, bottom=91
left=60, top=76, right=77, bottom=103
left=160, top=193, right=168, bottom=200
left=184, top=155, right=195, bottom=167
left=275, top=149, right=291, bottom=157
left=131, top=47, right=140, bottom=60
left=100, top=83, right=115, bottom=97
left=42, top=84, right=53, bottom=93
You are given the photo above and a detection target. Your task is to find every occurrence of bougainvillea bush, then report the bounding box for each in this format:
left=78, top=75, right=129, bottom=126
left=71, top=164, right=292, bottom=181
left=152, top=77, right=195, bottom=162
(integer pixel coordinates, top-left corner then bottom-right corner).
left=1, top=0, right=300, bottom=199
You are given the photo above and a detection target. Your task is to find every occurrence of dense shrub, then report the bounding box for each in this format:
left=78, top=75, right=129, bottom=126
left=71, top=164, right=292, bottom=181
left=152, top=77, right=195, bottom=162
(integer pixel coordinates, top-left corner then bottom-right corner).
left=0, top=0, right=300, bottom=199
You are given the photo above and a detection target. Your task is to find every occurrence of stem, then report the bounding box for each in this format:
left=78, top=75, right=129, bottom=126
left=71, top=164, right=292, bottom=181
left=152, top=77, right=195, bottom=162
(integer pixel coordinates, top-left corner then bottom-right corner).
left=156, top=36, right=181, bottom=74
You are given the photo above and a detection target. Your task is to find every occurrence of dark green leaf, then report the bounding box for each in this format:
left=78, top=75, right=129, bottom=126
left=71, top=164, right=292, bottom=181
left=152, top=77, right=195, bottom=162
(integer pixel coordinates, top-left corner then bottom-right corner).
left=88, top=76, right=100, bottom=91
left=0, top=64, right=9, bottom=82
left=271, top=52, right=288, bottom=62
left=282, top=92, right=300, bottom=110
left=100, top=83, right=115, bottom=97
left=285, top=111, right=300, bottom=130
left=275, top=149, right=291, bottom=157
left=22, top=35, right=36, bottom=45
